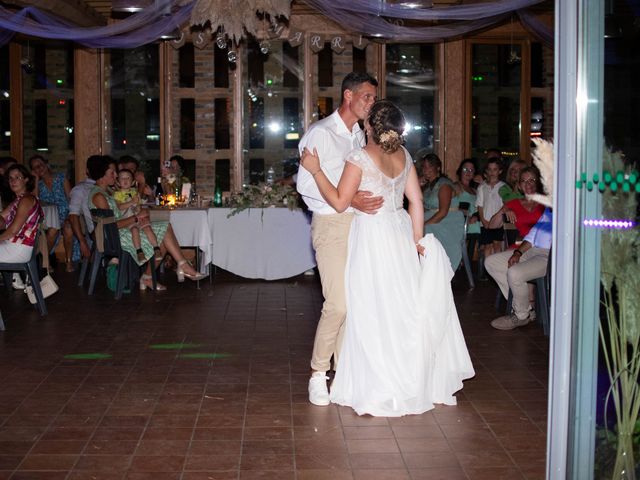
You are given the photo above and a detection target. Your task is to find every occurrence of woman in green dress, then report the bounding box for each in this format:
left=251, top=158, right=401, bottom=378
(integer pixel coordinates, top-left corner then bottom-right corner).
left=88, top=156, right=206, bottom=290
left=418, top=153, right=465, bottom=270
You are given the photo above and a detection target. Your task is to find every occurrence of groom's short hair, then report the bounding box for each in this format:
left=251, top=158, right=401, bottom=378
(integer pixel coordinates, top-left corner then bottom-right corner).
left=340, top=72, right=378, bottom=105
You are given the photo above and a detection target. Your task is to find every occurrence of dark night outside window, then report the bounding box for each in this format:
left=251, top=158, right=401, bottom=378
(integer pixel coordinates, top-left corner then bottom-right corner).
left=353, top=46, right=366, bottom=73
left=34, top=99, right=48, bottom=150
left=146, top=98, right=160, bottom=150
left=249, top=97, right=265, bottom=149
left=180, top=98, right=195, bottom=149
left=214, top=45, right=229, bottom=88
left=34, top=45, right=47, bottom=90
left=66, top=46, right=74, bottom=88
left=283, top=44, right=299, bottom=88
left=283, top=97, right=299, bottom=149
left=248, top=40, right=265, bottom=87
left=318, top=43, right=333, bottom=87
left=67, top=99, right=75, bottom=151
left=0, top=45, right=9, bottom=90
left=249, top=158, right=265, bottom=184
left=215, top=158, right=230, bottom=191
left=111, top=98, right=126, bottom=150
left=214, top=98, right=230, bottom=149
left=179, top=43, right=195, bottom=88
left=0, top=100, right=9, bottom=151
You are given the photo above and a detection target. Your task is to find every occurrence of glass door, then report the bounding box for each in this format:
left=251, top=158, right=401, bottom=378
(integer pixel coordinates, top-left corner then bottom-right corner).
left=550, top=0, right=640, bottom=478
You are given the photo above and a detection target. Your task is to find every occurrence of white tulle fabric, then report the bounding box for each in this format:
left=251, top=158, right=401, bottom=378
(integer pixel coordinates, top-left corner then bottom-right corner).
left=329, top=147, right=475, bottom=417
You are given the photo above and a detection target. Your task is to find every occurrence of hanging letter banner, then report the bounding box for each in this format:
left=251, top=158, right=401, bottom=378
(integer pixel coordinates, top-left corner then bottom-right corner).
left=330, top=35, right=345, bottom=53
left=193, top=29, right=211, bottom=49
left=309, top=34, right=324, bottom=52
left=288, top=30, right=303, bottom=47
left=268, top=21, right=286, bottom=39
left=353, top=35, right=369, bottom=50
left=170, top=30, right=186, bottom=49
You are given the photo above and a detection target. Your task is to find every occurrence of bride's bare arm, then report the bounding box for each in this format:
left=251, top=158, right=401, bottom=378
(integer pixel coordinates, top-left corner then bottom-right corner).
left=405, top=165, right=425, bottom=245
left=300, top=147, right=361, bottom=213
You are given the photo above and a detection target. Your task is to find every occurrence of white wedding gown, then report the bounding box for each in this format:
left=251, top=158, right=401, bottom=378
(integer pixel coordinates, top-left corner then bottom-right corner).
left=329, top=147, right=475, bottom=416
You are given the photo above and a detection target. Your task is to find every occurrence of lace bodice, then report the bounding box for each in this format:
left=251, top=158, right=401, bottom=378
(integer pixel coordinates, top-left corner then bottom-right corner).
left=346, top=147, right=412, bottom=214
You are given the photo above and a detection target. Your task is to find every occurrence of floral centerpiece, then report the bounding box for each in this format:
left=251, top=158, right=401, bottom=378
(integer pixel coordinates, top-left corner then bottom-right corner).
left=227, top=182, right=299, bottom=218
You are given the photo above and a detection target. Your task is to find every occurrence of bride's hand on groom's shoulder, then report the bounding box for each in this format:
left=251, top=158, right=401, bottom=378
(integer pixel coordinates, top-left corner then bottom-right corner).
left=301, top=147, right=320, bottom=173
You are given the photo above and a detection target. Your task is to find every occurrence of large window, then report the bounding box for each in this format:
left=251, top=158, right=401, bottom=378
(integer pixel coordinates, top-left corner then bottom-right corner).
left=0, top=45, right=10, bottom=155
left=470, top=43, right=523, bottom=161
left=22, top=42, right=75, bottom=177
left=313, top=42, right=377, bottom=123
left=242, top=39, right=304, bottom=185
left=171, top=41, right=234, bottom=192
left=385, top=44, right=437, bottom=159
left=105, top=45, right=159, bottom=182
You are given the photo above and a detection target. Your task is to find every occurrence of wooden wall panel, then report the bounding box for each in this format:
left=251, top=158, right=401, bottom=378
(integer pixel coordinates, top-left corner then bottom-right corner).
left=73, top=48, right=102, bottom=182
left=442, top=39, right=466, bottom=179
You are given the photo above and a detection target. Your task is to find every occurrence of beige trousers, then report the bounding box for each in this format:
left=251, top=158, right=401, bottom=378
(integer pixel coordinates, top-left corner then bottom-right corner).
left=309, top=212, right=353, bottom=372
left=485, top=247, right=550, bottom=320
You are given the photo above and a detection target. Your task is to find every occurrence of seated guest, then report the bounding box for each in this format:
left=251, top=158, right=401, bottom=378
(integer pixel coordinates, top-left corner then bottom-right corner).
left=160, top=155, right=190, bottom=196
left=118, top=155, right=153, bottom=202
left=453, top=158, right=480, bottom=261
left=29, top=154, right=77, bottom=272
left=0, top=164, right=44, bottom=264
left=68, top=155, right=103, bottom=259
left=476, top=157, right=505, bottom=263
left=485, top=207, right=552, bottom=330
left=0, top=156, right=17, bottom=208
left=419, top=152, right=465, bottom=270
left=500, top=166, right=546, bottom=246
left=87, top=156, right=206, bottom=290
left=114, top=168, right=162, bottom=262
left=499, top=159, right=527, bottom=202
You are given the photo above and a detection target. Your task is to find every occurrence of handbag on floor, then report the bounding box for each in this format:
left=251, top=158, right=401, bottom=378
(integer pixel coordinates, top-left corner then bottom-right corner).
left=24, top=274, right=59, bottom=304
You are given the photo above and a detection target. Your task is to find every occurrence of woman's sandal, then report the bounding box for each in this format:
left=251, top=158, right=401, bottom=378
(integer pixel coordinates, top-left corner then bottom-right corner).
left=139, top=273, right=167, bottom=291
left=176, top=260, right=207, bottom=282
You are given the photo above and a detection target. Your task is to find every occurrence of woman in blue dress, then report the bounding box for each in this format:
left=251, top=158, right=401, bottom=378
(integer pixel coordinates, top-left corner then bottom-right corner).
left=30, top=155, right=78, bottom=272
left=418, top=152, right=465, bottom=270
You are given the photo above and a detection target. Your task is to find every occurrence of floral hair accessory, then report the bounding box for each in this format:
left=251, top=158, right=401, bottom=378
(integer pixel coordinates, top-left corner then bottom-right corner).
left=379, top=130, right=400, bottom=144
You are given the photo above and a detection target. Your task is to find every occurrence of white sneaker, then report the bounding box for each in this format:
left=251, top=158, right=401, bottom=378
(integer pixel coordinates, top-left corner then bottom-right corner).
left=308, top=371, right=330, bottom=406
left=12, top=273, right=25, bottom=290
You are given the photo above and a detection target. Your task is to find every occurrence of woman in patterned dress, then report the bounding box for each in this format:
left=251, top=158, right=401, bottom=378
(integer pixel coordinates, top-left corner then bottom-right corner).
left=87, top=156, right=206, bottom=290
left=29, top=155, right=78, bottom=271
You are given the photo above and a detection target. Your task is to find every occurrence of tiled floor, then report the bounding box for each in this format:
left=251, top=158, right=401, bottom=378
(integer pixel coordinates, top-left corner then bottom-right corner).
left=0, top=266, right=548, bottom=480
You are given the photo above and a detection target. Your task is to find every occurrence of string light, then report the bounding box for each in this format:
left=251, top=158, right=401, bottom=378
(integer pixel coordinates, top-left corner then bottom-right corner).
left=583, top=219, right=636, bottom=229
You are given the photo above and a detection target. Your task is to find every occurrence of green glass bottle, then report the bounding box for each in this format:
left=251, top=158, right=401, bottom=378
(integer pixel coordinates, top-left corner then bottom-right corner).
left=214, top=182, right=223, bottom=207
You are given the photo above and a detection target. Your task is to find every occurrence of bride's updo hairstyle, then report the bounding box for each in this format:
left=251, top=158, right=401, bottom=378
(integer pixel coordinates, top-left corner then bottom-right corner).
left=367, top=100, right=405, bottom=154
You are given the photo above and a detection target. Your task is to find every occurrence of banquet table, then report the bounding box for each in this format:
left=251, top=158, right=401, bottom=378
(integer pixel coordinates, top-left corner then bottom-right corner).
left=208, top=208, right=315, bottom=280
left=148, top=207, right=213, bottom=272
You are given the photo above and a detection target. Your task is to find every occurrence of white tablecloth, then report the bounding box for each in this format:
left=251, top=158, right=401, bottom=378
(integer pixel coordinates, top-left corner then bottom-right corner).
left=208, top=208, right=315, bottom=280
left=42, top=205, right=60, bottom=229
left=149, top=208, right=213, bottom=271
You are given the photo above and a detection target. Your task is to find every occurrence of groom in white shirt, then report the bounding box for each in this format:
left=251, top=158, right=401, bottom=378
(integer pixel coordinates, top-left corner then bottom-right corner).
left=297, top=72, right=382, bottom=406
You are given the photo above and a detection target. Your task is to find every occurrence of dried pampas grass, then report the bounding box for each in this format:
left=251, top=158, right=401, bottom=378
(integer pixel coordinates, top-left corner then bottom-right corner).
left=526, top=137, right=554, bottom=207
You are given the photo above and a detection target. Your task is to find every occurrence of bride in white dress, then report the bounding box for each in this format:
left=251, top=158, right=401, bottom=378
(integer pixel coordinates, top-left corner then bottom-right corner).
left=300, top=100, right=474, bottom=417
